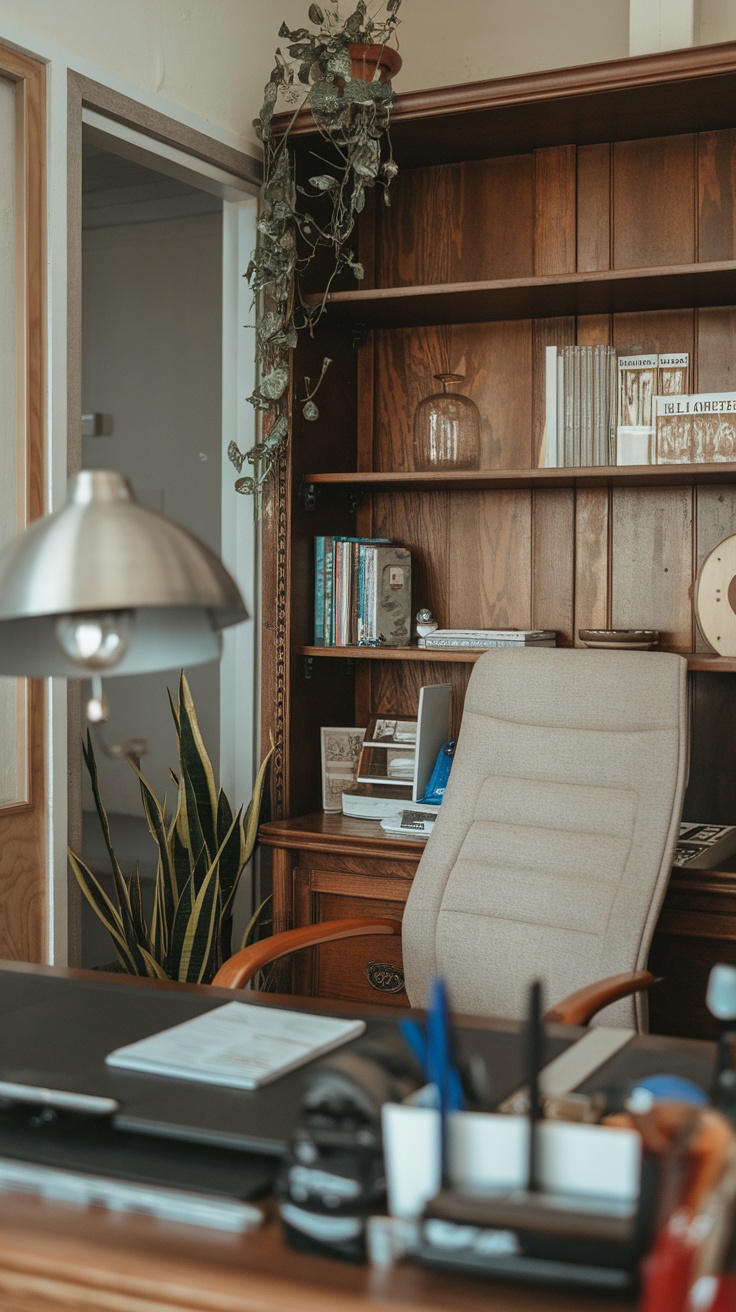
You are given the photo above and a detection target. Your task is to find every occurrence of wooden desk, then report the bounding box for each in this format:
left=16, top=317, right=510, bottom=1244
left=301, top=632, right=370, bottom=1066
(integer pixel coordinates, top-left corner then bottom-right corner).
left=0, top=962, right=712, bottom=1312
left=0, top=1192, right=635, bottom=1312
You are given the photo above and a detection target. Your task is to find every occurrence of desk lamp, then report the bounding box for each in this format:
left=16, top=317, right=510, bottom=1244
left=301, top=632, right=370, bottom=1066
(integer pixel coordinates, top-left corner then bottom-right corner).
left=0, top=470, right=247, bottom=722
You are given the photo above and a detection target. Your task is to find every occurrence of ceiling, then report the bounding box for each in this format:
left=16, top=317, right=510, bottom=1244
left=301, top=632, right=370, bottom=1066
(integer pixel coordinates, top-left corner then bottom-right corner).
left=82, top=136, right=222, bottom=230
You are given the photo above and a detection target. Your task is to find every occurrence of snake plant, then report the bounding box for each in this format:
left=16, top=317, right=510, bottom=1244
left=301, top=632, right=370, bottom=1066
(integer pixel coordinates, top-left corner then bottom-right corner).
left=69, top=673, right=272, bottom=984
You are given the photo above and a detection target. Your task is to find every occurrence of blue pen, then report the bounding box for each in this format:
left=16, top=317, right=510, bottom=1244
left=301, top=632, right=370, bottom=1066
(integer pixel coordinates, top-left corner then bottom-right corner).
left=428, top=976, right=463, bottom=1188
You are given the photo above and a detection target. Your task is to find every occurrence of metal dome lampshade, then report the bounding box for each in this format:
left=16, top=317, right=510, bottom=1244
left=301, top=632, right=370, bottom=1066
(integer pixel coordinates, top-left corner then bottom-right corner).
left=0, top=470, right=247, bottom=679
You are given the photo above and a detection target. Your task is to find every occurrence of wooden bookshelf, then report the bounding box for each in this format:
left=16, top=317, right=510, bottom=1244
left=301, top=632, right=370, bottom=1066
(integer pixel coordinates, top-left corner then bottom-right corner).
left=300, top=646, right=736, bottom=673
left=305, top=261, right=736, bottom=329
left=303, top=463, right=736, bottom=491
left=261, top=43, right=736, bottom=1031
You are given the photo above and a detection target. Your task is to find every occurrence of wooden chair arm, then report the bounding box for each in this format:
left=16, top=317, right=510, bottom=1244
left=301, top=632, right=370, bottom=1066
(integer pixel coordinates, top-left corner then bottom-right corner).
left=543, top=970, right=657, bottom=1026
left=212, top=918, right=402, bottom=990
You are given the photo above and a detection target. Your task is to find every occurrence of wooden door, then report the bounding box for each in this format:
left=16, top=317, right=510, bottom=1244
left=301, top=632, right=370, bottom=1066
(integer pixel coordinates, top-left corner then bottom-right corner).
left=0, top=47, right=46, bottom=961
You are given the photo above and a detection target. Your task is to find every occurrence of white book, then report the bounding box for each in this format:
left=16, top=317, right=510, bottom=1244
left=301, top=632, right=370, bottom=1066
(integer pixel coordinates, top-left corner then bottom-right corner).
left=424, top=629, right=555, bottom=639
left=421, top=637, right=556, bottom=649
left=658, top=353, right=689, bottom=396
left=544, top=345, right=559, bottom=467
left=106, top=1001, right=365, bottom=1090
left=618, top=353, right=657, bottom=431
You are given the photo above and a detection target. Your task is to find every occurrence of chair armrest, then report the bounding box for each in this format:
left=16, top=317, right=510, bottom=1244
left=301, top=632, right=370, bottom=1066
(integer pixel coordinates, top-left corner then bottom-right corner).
left=212, top=918, right=402, bottom=990
left=543, top=970, right=657, bottom=1027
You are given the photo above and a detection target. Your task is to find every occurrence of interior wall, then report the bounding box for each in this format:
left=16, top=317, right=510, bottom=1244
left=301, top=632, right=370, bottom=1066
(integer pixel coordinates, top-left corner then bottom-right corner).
left=2, top=0, right=736, bottom=159
left=81, top=210, right=222, bottom=816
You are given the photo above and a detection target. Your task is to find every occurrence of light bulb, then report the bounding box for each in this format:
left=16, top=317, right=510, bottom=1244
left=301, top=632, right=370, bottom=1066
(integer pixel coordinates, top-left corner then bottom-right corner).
left=55, top=611, right=133, bottom=671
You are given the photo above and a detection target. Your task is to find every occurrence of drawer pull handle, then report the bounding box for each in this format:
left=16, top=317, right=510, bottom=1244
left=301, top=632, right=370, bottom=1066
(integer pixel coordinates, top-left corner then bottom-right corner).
left=365, top=962, right=405, bottom=994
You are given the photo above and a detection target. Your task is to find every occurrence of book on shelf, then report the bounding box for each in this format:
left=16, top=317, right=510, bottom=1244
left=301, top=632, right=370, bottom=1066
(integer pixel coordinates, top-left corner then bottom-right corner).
left=544, top=348, right=690, bottom=469
left=313, top=537, right=410, bottom=647
left=674, top=822, right=736, bottom=869
left=419, top=628, right=556, bottom=650
left=654, top=391, right=736, bottom=464
left=617, top=352, right=690, bottom=465
left=543, top=345, right=616, bottom=468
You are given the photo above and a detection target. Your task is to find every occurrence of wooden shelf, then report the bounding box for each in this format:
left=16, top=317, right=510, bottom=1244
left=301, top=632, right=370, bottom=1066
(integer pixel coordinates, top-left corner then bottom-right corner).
left=301, top=644, right=486, bottom=664
left=303, top=463, right=736, bottom=492
left=278, top=44, right=736, bottom=168
left=300, top=645, right=736, bottom=672
left=305, top=261, right=736, bottom=330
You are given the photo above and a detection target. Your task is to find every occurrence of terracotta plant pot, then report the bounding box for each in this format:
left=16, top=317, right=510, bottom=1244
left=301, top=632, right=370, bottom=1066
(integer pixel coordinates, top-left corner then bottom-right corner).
left=348, top=42, right=402, bottom=83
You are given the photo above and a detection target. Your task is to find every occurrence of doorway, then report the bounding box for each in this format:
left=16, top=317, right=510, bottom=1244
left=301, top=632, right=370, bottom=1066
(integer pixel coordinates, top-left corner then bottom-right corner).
left=74, top=123, right=258, bottom=968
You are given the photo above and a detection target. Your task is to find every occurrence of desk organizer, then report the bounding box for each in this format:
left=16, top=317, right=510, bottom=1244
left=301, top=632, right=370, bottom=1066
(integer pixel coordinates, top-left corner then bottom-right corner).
left=382, top=1100, right=641, bottom=1221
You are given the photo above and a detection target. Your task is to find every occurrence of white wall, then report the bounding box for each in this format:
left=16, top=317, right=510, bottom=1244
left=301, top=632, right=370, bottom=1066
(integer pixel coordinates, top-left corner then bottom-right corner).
left=1, top=0, right=735, bottom=161
left=81, top=211, right=222, bottom=815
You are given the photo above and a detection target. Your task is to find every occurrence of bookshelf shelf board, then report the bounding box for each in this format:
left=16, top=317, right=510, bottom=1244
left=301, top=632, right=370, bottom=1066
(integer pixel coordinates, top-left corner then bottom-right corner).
left=301, top=644, right=486, bottom=664
left=305, top=262, right=736, bottom=330
left=304, top=463, right=736, bottom=492
left=300, top=646, right=736, bottom=672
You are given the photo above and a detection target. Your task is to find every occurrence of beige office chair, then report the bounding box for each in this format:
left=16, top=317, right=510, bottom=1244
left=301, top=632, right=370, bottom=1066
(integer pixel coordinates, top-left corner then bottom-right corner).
left=214, top=650, right=689, bottom=1030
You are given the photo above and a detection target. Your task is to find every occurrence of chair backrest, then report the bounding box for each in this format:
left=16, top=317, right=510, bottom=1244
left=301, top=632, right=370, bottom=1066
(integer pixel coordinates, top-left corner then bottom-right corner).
left=402, top=649, right=688, bottom=1028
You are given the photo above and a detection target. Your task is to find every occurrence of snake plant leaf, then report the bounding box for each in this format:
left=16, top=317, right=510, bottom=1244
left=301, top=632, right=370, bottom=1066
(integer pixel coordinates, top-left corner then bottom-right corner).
left=178, top=673, right=217, bottom=859
left=68, top=850, right=138, bottom=974
left=216, top=787, right=234, bottom=847
left=82, top=731, right=150, bottom=971
left=167, top=684, right=180, bottom=735
left=184, top=768, right=210, bottom=889
left=241, top=745, right=274, bottom=869
left=166, top=870, right=196, bottom=980
left=171, top=824, right=191, bottom=903
left=241, top=895, right=273, bottom=951
left=127, top=863, right=150, bottom=952
left=150, top=861, right=167, bottom=962
left=137, top=946, right=168, bottom=981
left=128, top=760, right=177, bottom=931
left=82, top=732, right=127, bottom=891
left=178, top=861, right=221, bottom=984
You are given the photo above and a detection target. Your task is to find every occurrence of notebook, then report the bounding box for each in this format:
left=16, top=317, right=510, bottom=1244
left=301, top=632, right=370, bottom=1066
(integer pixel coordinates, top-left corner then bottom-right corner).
left=106, top=1001, right=365, bottom=1090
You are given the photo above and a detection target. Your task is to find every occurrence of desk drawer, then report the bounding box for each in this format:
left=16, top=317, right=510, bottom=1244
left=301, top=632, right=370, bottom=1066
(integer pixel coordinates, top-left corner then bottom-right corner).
left=294, top=884, right=408, bottom=1007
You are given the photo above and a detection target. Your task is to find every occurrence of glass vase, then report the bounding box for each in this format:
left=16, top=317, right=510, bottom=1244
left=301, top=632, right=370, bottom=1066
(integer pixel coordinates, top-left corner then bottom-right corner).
left=412, top=373, right=481, bottom=471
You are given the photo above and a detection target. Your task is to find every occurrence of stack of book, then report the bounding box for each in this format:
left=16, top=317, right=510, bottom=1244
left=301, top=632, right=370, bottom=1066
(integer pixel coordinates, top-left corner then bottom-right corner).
left=418, top=629, right=556, bottom=651
left=314, top=536, right=412, bottom=647
left=544, top=345, right=617, bottom=468
left=543, top=347, right=690, bottom=467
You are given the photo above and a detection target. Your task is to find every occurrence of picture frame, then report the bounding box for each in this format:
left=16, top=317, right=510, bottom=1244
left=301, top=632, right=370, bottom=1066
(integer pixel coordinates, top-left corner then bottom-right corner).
left=320, top=726, right=364, bottom=813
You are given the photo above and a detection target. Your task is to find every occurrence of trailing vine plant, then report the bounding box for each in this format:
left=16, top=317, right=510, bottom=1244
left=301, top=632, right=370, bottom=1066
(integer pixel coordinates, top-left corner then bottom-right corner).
left=228, top=1, right=402, bottom=508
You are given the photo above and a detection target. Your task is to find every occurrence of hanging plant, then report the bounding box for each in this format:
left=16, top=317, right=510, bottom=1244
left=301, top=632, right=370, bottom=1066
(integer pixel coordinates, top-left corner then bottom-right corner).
left=228, top=0, right=402, bottom=507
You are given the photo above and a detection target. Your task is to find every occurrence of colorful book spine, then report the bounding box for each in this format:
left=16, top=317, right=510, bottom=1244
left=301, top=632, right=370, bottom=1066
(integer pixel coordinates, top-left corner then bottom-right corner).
left=313, top=537, right=325, bottom=646
left=324, top=536, right=335, bottom=645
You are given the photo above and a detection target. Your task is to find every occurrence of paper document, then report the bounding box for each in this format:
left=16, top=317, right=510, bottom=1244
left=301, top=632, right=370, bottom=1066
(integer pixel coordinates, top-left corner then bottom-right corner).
left=106, top=1001, right=365, bottom=1090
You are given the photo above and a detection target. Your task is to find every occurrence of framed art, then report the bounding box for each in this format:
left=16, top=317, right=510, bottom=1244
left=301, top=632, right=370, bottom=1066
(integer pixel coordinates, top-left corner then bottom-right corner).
left=320, top=726, right=364, bottom=812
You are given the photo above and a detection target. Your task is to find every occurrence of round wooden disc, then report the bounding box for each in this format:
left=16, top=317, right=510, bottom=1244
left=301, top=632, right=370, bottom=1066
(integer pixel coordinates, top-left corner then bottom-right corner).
left=695, top=533, right=736, bottom=656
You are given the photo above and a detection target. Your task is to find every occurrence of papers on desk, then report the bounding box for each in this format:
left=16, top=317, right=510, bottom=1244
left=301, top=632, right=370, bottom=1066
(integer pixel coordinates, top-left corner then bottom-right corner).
left=106, top=1001, right=365, bottom=1090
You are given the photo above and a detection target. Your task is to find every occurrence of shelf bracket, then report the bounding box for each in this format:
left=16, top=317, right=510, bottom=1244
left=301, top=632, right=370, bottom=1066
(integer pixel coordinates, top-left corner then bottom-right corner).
left=345, top=659, right=355, bottom=674
left=303, top=656, right=314, bottom=680
left=299, top=481, right=319, bottom=513
left=348, top=489, right=366, bottom=515
left=351, top=323, right=368, bottom=349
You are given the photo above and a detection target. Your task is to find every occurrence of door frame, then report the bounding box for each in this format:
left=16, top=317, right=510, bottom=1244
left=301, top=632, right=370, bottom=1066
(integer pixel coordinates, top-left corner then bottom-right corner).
left=65, top=72, right=261, bottom=963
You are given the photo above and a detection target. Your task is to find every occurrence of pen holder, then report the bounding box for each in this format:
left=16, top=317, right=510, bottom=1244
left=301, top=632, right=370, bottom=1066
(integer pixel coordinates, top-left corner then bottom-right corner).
left=382, top=1097, right=736, bottom=1302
